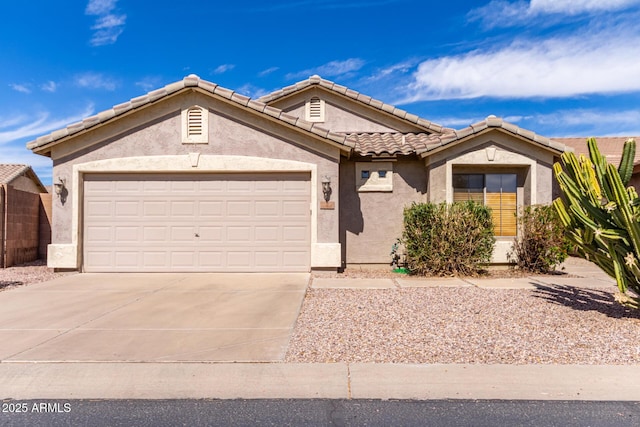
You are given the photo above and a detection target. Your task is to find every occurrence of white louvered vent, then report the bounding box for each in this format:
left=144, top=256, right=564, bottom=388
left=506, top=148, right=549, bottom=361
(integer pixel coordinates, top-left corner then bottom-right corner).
left=305, top=97, right=325, bottom=122
left=187, top=108, right=203, bottom=137
left=182, top=105, right=208, bottom=144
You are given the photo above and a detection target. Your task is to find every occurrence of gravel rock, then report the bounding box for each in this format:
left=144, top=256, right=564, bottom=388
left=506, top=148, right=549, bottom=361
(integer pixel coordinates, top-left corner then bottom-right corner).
left=286, top=286, right=640, bottom=364
left=0, top=260, right=65, bottom=291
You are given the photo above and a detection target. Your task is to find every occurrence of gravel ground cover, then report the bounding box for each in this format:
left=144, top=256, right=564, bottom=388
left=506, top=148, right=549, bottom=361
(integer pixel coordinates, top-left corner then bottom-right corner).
left=286, top=280, right=640, bottom=365
left=0, top=260, right=65, bottom=291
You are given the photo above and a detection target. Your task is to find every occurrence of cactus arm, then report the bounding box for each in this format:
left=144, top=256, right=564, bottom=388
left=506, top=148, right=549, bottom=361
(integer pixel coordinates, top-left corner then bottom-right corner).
left=618, top=138, right=636, bottom=186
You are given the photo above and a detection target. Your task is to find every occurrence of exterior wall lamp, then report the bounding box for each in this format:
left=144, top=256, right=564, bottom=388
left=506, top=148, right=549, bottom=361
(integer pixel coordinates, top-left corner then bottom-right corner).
left=54, top=177, right=68, bottom=205
left=320, top=175, right=334, bottom=210
left=321, top=176, right=332, bottom=202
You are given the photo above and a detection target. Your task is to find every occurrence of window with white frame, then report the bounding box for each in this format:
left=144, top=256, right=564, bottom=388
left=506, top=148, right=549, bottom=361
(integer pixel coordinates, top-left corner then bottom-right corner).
left=182, top=105, right=209, bottom=144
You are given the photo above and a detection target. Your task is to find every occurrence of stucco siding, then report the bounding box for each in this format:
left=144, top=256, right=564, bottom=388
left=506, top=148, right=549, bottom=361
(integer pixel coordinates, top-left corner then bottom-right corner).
left=340, top=157, right=428, bottom=265
left=267, top=88, right=427, bottom=133
left=49, top=92, right=340, bottom=248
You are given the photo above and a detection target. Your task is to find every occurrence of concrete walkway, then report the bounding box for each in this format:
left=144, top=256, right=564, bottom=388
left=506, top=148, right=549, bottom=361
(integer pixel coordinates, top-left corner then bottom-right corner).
left=2, top=362, right=639, bottom=400
left=1, top=258, right=637, bottom=401
left=311, top=257, right=618, bottom=290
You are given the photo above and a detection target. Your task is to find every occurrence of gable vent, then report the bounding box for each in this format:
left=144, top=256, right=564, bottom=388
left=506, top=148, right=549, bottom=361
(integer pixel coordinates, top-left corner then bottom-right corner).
left=305, top=97, right=325, bottom=122
left=182, top=105, right=208, bottom=144
left=187, top=107, right=203, bottom=137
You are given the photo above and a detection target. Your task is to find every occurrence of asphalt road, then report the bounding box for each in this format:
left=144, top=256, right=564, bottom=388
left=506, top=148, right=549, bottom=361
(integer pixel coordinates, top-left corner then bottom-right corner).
left=2, top=399, right=640, bottom=426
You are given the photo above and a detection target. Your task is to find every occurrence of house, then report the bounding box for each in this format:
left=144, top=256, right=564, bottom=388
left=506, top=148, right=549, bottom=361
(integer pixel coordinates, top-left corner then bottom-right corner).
left=27, top=74, right=573, bottom=272
left=556, top=137, right=640, bottom=190
left=0, top=164, right=50, bottom=268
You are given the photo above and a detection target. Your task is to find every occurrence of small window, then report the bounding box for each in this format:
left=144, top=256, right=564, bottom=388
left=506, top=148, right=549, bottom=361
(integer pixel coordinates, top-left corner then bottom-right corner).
left=305, top=97, right=325, bottom=122
left=182, top=105, right=209, bottom=144
left=356, top=162, right=393, bottom=192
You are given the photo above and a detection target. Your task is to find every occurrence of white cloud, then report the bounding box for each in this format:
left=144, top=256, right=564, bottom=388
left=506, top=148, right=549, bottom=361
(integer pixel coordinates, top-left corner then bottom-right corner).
left=85, top=0, right=126, bottom=46
left=85, top=0, right=117, bottom=15
left=75, top=72, right=118, bottom=91
left=41, top=81, right=57, bottom=93
left=236, top=83, right=270, bottom=99
left=530, top=0, right=640, bottom=14
left=535, top=109, right=640, bottom=130
left=286, top=58, right=365, bottom=79
left=258, top=67, right=279, bottom=77
left=0, top=104, right=95, bottom=145
left=400, top=26, right=640, bottom=102
left=470, top=0, right=640, bottom=28
left=135, top=76, right=163, bottom=92
left=212, top=64, right=235, bottom=74
left=9, top=83, right=31, bottom=94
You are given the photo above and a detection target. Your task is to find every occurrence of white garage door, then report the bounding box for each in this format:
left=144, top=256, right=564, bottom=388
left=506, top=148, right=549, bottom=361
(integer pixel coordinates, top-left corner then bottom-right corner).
left=83, top=173, right=311, bottom=272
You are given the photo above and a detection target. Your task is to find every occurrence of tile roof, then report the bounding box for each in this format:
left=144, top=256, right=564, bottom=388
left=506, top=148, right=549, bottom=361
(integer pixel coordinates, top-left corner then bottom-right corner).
left=0, top=164, right=46, bottom=191
left=346, top=133, right=437, bottom=156
left=348, top=116, right=571, bottom=157
left=554, top=137, right=640, bottom=165
left=27, top=75, right=354, bottom=154
left=0, top=164, right=31, bottom=184
left=258, top=75, right=451, bottom=134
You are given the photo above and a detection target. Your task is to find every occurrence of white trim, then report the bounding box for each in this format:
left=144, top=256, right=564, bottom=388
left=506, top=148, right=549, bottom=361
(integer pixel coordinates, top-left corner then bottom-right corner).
left=51, top=155, right=341, bottom=271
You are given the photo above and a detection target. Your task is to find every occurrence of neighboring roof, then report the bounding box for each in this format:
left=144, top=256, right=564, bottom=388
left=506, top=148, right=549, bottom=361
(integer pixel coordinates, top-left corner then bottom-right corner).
left=555, top=137, right=640, bottom=165
left=27, top=75, right=355, bottom=156
left=258, top=75, right=451, bottom=134
left=0, top=164, right=47, bottom=192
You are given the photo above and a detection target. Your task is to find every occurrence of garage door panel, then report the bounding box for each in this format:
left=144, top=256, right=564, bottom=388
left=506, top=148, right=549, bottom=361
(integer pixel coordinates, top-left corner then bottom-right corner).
left=227, top=252, right=252, bottom=267
left=143, top=201, right=167, bottom=216
left=199, top=201, right=224, bottom=217
left=170, top=226, right=195, bottom=241
left=83, top=173, right=310, bottom=272
left=143, top=252, right=168, bottom=267
left=115, top=181, right=141, bottom=192
left=255, top=226, right=279, bottom=242
left=115, top=252, right=139, bottom=267
left=143, top=226, right=167, bottom=242
left=115, top=226, right=139, bottom=242
left=227, top=201, right=251, bottom=217
left=255, top=201, right=279, bottom=216
left=86, top=226, right=112, bottom=242
left=171, top=201, right=195, bottom=216
left=255, top=251, right=279, bottom=267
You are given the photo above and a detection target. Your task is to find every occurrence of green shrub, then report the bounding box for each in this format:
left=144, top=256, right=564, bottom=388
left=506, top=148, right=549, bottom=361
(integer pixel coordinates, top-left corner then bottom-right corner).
left=402, top=201, right=495, bottom=276
left=508, top=205, right=570, bottom=273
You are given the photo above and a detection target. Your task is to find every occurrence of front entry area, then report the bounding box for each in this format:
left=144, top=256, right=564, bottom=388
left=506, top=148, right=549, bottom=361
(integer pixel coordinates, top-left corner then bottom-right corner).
left=83, top=172, right=311, bottom=272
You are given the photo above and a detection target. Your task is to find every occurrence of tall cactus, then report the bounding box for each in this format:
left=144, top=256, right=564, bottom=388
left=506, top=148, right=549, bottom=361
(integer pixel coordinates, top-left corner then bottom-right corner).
left=553, top=137, right=640, bottom=308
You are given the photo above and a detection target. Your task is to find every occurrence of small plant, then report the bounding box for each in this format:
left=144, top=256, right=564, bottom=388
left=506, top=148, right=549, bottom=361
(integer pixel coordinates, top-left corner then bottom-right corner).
left=402, top=201, right=495, bottom=276
left=508, top=205, right=570, bottom=273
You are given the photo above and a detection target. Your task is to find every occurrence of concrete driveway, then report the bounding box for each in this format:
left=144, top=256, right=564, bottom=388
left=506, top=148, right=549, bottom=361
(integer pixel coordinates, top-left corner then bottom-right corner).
left=0, top=273, right=309, bottom=362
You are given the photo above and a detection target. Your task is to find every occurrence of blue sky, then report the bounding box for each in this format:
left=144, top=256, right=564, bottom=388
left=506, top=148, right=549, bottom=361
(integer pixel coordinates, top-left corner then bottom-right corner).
left=2, top=0, right=640, bottom=184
